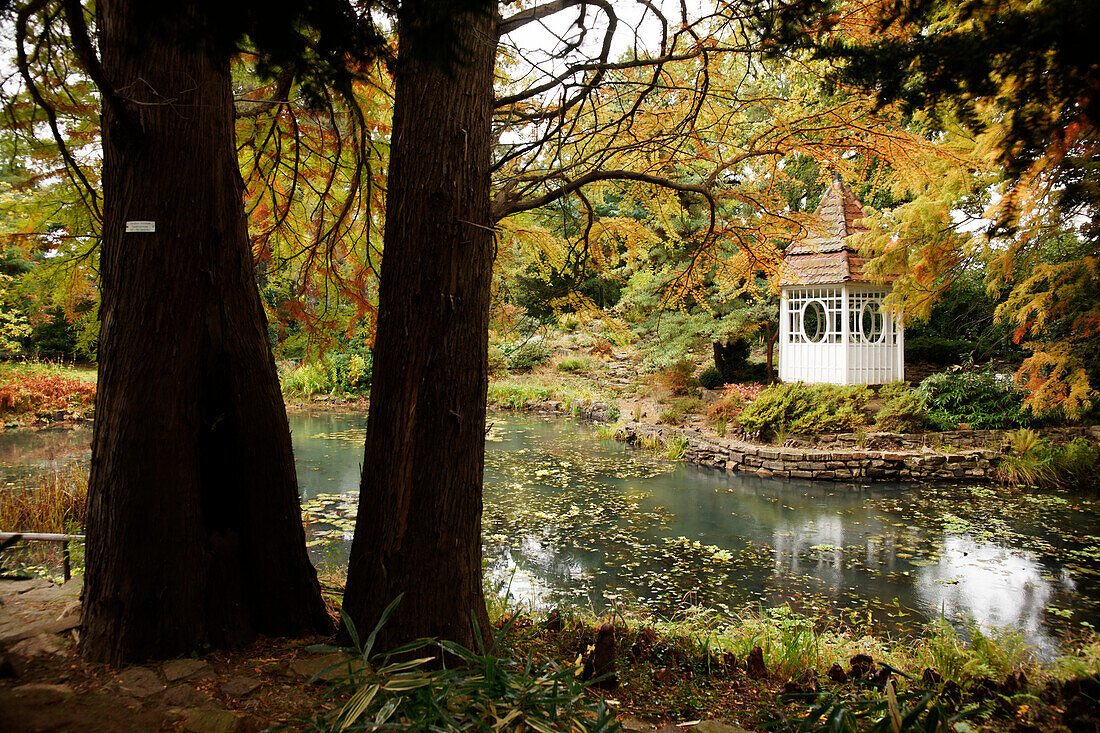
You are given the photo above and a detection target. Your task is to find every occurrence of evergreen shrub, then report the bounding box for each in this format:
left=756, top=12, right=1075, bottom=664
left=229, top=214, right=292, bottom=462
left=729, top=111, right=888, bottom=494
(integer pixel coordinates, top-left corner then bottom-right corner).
left=877, top=381, right=911, bottom=400
left=698, top=366, right=724, bottom=390
left=487, top=342, right=508, bottom=376
left=714, top=337, right=768, bottom=383
left=919, top=366, right=1031, bottom=429
left=875, top=389, right=928, bottom=433
left=738, top=383, right=869, bottom=441
left=505, top=339, right=552, bottom=372
left=905, top=335, right=974, bottom=365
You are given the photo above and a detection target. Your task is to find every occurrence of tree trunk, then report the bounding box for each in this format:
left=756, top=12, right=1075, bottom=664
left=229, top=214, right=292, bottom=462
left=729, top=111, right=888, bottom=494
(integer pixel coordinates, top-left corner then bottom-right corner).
left=765, top=323, right=777, bottom=383
left=81, top=0, right=331, bottom=664
left=713, top=341, right=727, bottom=378
left=340, top=0, right=496, bottom=651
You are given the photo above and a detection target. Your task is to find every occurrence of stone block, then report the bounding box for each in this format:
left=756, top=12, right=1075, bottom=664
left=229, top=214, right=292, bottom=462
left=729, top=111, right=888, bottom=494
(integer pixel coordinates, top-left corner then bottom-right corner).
left=182, top=709, right=243, bottom=733
left=117, top=666, right=166, bottom=698
left=221, top=676, right=262, bottom=698
left=163, top=659, right=214, bottom=682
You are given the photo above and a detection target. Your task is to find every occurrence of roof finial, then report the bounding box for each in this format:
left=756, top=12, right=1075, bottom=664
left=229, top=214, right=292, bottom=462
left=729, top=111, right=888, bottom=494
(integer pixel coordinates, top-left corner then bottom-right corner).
left=833, top=170, right=843, bottom=184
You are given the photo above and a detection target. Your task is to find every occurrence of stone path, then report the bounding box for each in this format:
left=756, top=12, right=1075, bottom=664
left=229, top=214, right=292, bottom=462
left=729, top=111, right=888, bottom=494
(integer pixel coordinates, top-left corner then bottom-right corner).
left=0, top=576, right=336, bottom=732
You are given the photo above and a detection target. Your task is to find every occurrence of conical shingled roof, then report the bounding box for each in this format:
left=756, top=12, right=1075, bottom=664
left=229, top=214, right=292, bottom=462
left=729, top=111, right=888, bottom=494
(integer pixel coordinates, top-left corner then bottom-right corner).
left=781, top=174, right=875, bottom=286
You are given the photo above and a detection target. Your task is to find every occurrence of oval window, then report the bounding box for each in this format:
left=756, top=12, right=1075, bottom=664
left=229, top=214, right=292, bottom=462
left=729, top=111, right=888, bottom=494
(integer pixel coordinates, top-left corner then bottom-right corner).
left=860, top=300, right=885, bottom=343
left=801, top=300, right=828, bottom=343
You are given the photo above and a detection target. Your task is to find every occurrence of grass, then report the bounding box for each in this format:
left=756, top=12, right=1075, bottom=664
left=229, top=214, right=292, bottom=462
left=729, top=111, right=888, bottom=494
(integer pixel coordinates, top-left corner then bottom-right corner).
left=665, top=433, right=688, bottom=460
left=280, top=361, right=333, bottom=398
left=0, top=465, right=88, bottom=533
left=669, top=396, right=704, bottom=415
left=0, top=466, right=88, bottom=579
left=595, top=420, right=628, bottom=440
left=556, top=356, right=596, bottom=375
left=0, top=360, right=96, bottom=385
left=483, top=599, right=1095, bottom=733
left=488, top=376, right=611, bottom=411
left=996, top=428, right=1100, bottom=489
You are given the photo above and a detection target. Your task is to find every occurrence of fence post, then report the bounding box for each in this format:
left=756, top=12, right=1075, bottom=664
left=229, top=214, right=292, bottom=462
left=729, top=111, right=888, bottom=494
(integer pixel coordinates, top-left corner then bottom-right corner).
left=62, top=540, right=71, bottom=582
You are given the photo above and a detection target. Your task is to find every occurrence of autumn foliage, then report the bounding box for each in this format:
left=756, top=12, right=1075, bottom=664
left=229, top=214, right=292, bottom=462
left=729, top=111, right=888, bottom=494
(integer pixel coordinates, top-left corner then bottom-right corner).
left=0, top=373, right=95, bottom=416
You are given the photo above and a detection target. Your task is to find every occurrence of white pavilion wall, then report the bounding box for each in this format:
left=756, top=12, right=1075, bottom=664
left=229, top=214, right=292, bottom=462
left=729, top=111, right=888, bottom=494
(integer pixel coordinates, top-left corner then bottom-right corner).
left=779, top=285, right=904, bottom=385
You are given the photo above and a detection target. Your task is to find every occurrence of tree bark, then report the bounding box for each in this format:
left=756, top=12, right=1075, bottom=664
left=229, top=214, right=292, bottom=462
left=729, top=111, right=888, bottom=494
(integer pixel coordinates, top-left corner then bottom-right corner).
left=81, top=0, right=331, bottom=664
left=340, top=0, right=496, bottom=651
left=765, top=323, right=777, bottom=383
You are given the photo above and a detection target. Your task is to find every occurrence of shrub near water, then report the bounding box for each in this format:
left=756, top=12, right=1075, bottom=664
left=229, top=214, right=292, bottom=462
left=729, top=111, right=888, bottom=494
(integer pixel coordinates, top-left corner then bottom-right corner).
left=280, top=352, right=373, bottom=398
left=997, top=428, right=1100, bottom=489
left=874, top=389, right=928, bottom=432
left=919, top=366, right=1031, bottom=429
left=739, top=383, right=868, bottom=441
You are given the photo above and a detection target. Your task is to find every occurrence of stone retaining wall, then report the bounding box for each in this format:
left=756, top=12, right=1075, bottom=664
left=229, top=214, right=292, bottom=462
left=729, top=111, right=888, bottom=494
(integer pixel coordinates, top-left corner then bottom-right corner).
left=492, top=399, right=1100, bottom=483
left=620, top=422, right=1100, bottom=482
left=794, top=425, right=1099, bottom=452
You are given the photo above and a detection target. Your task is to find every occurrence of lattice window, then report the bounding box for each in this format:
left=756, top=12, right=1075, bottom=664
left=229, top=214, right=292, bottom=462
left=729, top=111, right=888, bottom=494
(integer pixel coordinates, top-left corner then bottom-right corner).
left=786, top=287, right=843, bottom=344
left=848, top=291, right=894, bottom=344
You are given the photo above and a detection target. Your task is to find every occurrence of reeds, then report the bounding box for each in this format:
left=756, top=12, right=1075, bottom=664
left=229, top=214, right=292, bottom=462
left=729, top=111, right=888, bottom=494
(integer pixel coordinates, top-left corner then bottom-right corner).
left=0, top=465, right=87, bottom=533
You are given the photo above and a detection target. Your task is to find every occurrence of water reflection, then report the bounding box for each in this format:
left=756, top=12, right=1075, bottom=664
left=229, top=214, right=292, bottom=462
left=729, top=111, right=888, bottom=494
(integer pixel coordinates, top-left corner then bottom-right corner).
left=0, top=425, right=91, bottom=485
left=915, top=535, right=1071, bottom=653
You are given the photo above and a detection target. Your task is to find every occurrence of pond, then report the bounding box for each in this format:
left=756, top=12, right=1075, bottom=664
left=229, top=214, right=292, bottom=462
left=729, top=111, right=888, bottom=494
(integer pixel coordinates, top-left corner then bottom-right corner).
left=295, top=411, right=1100, bottom=653
left=3, top=412, right=1098, bottom=652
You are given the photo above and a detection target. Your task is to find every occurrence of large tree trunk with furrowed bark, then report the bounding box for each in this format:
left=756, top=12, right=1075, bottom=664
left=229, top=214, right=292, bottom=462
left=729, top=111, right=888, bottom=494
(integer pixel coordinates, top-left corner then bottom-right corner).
left=340, top=0, right=496, bottom=651
left=81, top=0, right=331, bottom=664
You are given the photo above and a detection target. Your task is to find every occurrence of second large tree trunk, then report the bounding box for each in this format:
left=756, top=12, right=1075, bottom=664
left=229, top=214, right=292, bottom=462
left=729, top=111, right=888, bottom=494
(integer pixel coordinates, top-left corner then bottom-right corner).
left=81, top=1, right=331, bottom=664
left=340, top=0, right=496, bottom=651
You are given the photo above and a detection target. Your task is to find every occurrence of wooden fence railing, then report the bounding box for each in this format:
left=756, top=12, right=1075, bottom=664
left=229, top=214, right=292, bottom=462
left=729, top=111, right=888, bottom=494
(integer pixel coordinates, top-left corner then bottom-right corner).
left=0, top=532, right=84, bottom=581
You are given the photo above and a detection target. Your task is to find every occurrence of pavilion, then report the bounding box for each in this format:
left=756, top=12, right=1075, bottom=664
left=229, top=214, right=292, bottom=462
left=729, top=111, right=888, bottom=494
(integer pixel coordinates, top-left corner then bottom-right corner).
left=778, top=175, right=904, bottom=385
